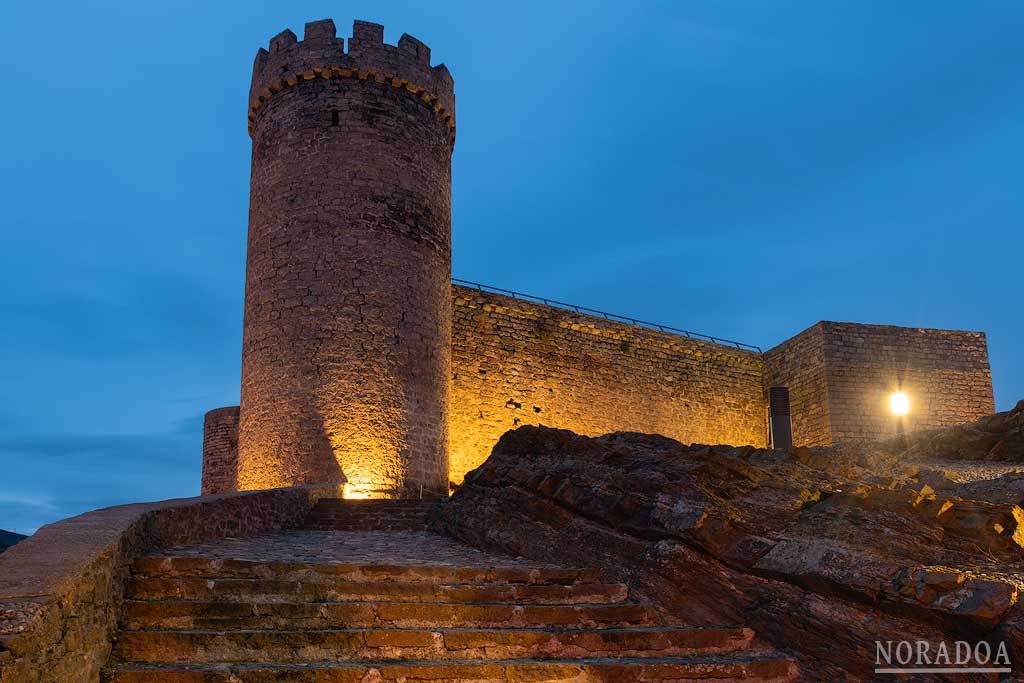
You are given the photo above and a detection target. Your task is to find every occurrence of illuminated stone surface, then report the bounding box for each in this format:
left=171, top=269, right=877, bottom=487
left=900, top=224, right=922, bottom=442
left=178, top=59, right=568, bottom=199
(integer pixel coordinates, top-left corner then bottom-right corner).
left=448, top=287, right=766, bottom=484
left=238, top=19, right=454, bottom=497
left=101, top=521, right=798, bottom=682
left=201, top=407, right=239, bottom=495
left=763, top=321, right=994, bottom=447
left=437, top=424, right=1024, bottom=680
left=210, top=307, right=998, bottom=493
left=0, top=485, right=340, bottom=683
left=303, top=498, right=440, bottom=531
left=215, top=16, right=996, bottom=499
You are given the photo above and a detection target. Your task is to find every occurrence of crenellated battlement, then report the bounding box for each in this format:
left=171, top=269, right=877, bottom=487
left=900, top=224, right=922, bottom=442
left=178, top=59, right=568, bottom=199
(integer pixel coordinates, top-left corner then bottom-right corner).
left=248, top=19, right=455, bottom=137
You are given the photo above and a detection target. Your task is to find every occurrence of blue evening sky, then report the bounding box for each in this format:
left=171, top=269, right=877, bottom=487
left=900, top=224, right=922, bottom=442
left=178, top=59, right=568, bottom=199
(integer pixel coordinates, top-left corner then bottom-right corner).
left=1, top=2, right=1021, bottom=534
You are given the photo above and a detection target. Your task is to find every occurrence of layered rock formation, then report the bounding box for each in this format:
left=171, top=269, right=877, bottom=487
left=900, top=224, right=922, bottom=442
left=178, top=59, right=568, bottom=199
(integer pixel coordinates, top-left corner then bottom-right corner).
left=900, top=400, right=1024, bottom=463
left=436, top=406, right=1024, bottom=680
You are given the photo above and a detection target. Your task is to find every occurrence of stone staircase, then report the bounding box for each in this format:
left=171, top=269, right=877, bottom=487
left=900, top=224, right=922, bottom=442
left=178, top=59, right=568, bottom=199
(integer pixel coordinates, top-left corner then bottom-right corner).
left=303, top=498, right=439, bottom=531
left=101, top=501, right=797, bottom=682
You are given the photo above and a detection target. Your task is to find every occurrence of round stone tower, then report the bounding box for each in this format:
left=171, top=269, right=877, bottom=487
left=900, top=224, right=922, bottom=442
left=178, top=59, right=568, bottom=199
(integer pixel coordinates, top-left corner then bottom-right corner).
left=238, top=19, right=454, bottom=498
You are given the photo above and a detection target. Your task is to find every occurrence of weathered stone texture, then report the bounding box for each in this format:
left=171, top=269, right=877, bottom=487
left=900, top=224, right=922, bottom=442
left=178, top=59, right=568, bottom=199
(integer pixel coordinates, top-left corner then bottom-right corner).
left=0, top=486, right=339, bottom=683
left=304, top=498, right=439, bottom=531
left=248, top=19, right=455, bottom=136
left=765, top=322, right=995, bottom=446
left=449, top=286, right=767, bottom=484
left=238, top=20, right=454, bottom=498
left=762, top=324, right=831, bottom=446
left=201, top=407, right=239, bottom=495
left=436, top=426, right=1024, bottom=680
left=101, top=529, right=797, bottom=680
left=902, top=399, right=1024, bottom=463
left=206, top=308, right=999, bottom=491
left=825, top=322, right=994, bottom=442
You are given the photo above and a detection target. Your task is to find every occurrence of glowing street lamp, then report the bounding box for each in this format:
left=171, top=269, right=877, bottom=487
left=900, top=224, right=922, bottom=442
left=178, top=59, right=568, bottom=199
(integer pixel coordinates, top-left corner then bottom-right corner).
left=890, top=391, right=910, bottom=442
left=890, top=392, right=910, bottom=417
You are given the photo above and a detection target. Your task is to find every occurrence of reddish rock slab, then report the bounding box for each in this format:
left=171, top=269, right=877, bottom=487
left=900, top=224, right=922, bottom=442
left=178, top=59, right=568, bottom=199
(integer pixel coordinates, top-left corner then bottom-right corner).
left=435, top=426, right=1024, bottom=680
left=101, top=654, right=799, bottom=683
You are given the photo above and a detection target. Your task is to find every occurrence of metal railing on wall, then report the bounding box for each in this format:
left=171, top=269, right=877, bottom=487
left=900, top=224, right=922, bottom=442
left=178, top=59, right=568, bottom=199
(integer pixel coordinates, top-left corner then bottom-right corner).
left=452, top=278, right=763, bottom=353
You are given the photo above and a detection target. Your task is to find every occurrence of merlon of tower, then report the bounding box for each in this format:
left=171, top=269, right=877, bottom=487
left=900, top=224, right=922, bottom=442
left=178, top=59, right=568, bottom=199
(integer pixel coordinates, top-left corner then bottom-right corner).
left=248, top=19, right=456, bottom=137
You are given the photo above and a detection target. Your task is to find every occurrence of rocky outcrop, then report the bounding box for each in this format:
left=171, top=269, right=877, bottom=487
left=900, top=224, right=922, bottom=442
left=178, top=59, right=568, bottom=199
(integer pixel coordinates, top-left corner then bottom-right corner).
left=899, top=400, right=1024, bottom=462
left=435, top=426, right=1024, bottom=680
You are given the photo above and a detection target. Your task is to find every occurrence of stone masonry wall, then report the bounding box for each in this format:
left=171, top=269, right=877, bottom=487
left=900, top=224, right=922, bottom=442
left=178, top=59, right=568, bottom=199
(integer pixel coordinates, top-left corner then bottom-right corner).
left=201, top=407, right=239, bottom=495
left=238, top=20, right=454, bottom=498
left=762, top=323, right=832, bottom=447
left=202, top=286, right=768, bottom=493
left=823, top=322, right=994, bottom=442
left=449, top=286, right=767, bottom=484
left=0, top=485, right=338, bottom=683
left=203, top=304, right=997, bottom=490
left=764, top=321, right=995, bottom=446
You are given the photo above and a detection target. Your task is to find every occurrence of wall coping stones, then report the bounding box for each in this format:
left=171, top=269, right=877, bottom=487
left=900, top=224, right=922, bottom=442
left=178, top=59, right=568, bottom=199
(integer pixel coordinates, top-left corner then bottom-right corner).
left=452, top=285, right=764, bottom=370
left=0, top=483, right=342, bottom=682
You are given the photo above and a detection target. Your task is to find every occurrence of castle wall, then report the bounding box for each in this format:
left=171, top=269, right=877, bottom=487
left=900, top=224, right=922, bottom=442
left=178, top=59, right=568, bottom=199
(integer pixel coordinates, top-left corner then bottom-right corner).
left=201, top=407, right=240, bottom=495
left=448, top=286, right=767, bottom=483
left=763, top=324, right=832, bottom=447
left=821, top=322, right=994, bottom=442
left=202, top=309, right=997, bottom=491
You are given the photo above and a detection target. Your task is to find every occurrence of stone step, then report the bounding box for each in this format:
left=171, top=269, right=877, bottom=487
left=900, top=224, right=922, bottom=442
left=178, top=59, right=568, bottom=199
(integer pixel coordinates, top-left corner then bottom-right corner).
left=113, top=626, right=755, bottom=664
left=124, top=600, right=658, bottom=630
left=127, top=577, right=630, bottom=605
left=301, top=511, right=434, bottom=518
left=302, top=517, right=432, bottom=531
left=101, top=654, right=799, bottom=682
left=300, top=499, right=441, bottom=531
left=303, top=514, right=431, bottom=521
left=305, top=502, right=439, bottom=516
left=311, top=499, right=440, bottom=506
left=305, top=512, right=431, bottom=517
left=309, top=508, right=431, bottom=511
left=302, top=523, right=428, bottom=531
left=301, top=524, right=434, bottom=532
left=303, top=518, right=432, bottom=524
left=133, top=557, right=605, bottom=585
left=313, top=498, right=440, bottom=505
left=305, top=510, right=434, bottom=517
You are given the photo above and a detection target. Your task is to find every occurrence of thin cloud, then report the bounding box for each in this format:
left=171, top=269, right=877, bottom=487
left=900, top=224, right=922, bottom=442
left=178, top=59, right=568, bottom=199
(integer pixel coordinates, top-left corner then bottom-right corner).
left=0, top=432, right=198, bottom=465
